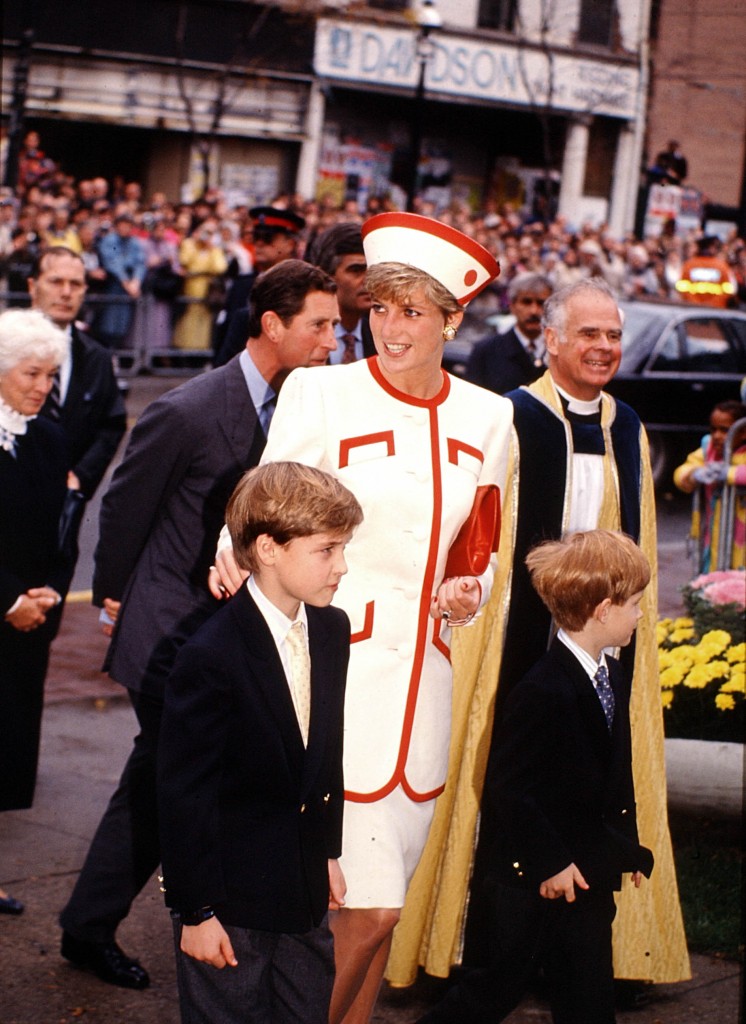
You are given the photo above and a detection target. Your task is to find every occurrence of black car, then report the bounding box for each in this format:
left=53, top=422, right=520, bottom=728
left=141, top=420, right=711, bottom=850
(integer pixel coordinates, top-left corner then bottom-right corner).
left=606, top=302, right=746, bottom=485
left=444, top=300, right=746, bottom=486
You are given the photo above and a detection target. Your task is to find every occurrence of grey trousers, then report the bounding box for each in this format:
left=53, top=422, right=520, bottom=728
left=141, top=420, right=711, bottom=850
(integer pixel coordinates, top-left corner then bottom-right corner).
left=172, top=915, right=335, bottom=1024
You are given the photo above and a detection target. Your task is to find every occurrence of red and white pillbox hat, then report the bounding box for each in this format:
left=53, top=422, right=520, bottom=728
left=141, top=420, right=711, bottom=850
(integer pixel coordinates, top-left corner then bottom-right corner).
left=361, top=212, right=500, bottom=306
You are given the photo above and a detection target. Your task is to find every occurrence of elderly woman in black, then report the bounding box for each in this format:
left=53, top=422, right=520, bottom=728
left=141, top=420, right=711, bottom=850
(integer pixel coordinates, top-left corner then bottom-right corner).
left=0, top=307, right=71, bottom=915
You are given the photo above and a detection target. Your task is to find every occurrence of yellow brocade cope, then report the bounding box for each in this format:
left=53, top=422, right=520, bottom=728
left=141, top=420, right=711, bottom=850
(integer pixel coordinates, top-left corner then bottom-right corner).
left=386, top=372, right=690, bottom=987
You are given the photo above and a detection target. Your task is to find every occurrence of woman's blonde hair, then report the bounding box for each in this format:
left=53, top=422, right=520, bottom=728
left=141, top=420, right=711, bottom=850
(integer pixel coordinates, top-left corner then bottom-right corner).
left=226, top=461, right=363, bottom=572
left=525, top=529, right=650, bottom=632
left=365, top=262, right=460, bottom=318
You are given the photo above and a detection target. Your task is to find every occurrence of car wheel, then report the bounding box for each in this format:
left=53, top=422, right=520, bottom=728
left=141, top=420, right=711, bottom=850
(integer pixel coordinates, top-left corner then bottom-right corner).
left=647, top=431, right=670, bottom=489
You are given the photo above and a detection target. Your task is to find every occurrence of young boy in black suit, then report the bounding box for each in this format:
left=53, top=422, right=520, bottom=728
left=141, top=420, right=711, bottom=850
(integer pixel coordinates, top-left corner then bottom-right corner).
left=417, top=529, right=655, bottom=1024
left=157, top=461, right=363, bottom=1024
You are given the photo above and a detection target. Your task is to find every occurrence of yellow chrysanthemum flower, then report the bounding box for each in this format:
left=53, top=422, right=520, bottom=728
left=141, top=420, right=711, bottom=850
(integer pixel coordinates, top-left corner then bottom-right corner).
left=690, top=642, right=727, bottom=665
left=707, top=659, right=730, bottom=681
left=722, top=668, right=745, bottom=694
left=659, top=665, right=686, bottom=689
left=668, top=646, right=695, bottom=667
left=669, top=627, right=695, bottom=644
left=673, top=617, right=694, bottom=629
left=726, top=643, right=745, bottom=665
left=661, top=690, right=674, bottom=709
left=700, top=629, right=732, bottom=652
left=715, top=693, right=736, bottom=712
left=684, top=664, right=714, bottom=689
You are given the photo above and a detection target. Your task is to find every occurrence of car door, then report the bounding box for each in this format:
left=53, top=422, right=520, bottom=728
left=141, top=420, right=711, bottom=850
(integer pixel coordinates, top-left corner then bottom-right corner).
left=637, top=313, right=746, bottom=434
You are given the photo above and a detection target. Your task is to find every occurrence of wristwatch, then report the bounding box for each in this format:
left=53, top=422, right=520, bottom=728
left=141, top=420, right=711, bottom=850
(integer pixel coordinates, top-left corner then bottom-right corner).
left=178, top=906, right=216, bottom=926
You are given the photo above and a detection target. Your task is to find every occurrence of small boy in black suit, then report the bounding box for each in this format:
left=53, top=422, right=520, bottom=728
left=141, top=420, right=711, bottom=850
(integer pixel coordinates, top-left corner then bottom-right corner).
left=417, top=529, right=655, bottom=1024
left=157, top=461, right=363, bottom=1024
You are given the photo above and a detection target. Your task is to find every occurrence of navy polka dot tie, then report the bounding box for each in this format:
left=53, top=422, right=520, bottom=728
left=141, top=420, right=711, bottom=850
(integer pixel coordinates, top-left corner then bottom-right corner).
left=594, top=663, right=615, bottom=730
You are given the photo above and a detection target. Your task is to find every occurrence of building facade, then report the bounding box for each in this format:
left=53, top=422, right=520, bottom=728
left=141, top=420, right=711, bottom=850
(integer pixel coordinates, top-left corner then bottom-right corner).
left=644, top=0, right=746, bottom=229
left=3, top=0, right=653, bottom=234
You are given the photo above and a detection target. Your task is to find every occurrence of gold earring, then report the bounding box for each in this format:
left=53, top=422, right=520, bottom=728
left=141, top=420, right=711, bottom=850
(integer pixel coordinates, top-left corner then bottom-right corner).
left=442, top=324, right=457, bottom=342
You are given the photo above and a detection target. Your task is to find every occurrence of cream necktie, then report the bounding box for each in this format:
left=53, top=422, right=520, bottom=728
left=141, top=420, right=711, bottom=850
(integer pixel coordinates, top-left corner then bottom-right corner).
left=286, top=621, right=311, bottom=745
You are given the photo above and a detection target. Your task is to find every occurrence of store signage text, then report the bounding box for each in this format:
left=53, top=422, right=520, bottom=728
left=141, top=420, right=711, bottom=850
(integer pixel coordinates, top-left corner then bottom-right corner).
left=315, top=19, right=638, bottom=120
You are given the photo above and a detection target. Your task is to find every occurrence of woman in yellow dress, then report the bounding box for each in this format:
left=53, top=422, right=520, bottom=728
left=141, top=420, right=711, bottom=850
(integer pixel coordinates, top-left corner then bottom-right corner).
left=172, top=220, right=227, bottom=351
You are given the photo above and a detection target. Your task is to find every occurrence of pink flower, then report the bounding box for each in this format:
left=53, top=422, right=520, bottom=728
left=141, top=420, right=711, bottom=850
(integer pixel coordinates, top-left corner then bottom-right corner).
left=702, top=578, right=745, bottom=610
left=689, top=570, right=742, bottom=591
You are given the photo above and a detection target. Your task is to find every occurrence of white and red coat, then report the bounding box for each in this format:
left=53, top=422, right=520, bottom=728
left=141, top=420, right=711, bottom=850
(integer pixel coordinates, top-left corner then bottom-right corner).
left=262, top=357, right=512, bottom=803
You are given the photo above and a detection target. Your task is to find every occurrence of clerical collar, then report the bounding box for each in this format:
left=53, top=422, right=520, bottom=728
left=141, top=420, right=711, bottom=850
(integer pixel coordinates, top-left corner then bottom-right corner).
left=554, top=382, right=601, bottom=416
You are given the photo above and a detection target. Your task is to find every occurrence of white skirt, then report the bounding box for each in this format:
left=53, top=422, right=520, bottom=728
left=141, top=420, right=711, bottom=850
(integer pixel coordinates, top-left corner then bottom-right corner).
left=339, top=785, right=437, bottom=908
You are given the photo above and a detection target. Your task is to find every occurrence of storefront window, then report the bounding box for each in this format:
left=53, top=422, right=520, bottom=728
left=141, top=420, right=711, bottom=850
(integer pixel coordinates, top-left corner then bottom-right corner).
left=583, top=117, right=618, bottom=197
left=478, top=0, right=516, bottom=31
left=578, top=0, right=617, bottom=47
left=368, top=0, right=408, bottom=10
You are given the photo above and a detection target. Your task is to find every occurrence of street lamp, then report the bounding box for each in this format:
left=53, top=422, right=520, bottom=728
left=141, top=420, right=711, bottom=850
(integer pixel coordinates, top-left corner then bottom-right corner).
left=405, top=0, right=442, bottom=212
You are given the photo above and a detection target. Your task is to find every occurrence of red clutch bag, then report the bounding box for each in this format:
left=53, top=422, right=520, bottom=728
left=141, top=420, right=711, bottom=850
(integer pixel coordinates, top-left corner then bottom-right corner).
left=443, top=484, right=501, bottom=579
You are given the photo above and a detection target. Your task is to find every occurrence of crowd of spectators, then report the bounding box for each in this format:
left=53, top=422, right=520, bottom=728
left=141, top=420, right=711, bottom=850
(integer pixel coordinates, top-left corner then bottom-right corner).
left=2, top=130, right=746, bottom=363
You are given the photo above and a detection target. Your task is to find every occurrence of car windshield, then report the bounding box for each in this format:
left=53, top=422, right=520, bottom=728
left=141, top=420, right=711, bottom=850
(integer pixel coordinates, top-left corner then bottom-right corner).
left=619, top=304, right=746, bottom=375
left=618, top=305, right=672, bottom=369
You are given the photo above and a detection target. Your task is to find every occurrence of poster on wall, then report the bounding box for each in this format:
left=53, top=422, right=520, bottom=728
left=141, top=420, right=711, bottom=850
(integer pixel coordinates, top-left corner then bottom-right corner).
left=181, top=143, right=220, bottom=202
left=221, top=164, right=280, bottom=208
left=316, top=137, right=393, bottom=211
left=644, top=184, right=702, bottom=237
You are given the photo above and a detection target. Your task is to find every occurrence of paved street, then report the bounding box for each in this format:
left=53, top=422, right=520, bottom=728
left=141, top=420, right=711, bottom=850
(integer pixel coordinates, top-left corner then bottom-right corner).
left=0, top=373, right=742, bottom=1023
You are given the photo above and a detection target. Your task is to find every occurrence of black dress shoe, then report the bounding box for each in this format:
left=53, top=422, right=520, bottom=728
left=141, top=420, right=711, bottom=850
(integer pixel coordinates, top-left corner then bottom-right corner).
left=0, top=893, right=24, bottom=915
left=61, top=931, right=150, bottom=990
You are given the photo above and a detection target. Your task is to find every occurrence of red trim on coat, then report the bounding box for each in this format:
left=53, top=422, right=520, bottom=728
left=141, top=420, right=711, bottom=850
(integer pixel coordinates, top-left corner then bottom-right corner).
left=339, top=431, right=395, bottom=469
left=367, top=356, right=450, bottom=409
left=432, top=616, right=451, bottom=661
left=350, top=601, right=374, bottom=644
left=447, top=437, right=485, bottom=467
left=346, top=400, right=446, bottom=805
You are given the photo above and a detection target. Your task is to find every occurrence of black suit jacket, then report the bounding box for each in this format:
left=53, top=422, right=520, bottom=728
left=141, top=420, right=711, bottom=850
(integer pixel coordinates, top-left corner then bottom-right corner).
left=465, top=327, right=544, bottom=395
left=40, top=325, right=127, bottom=499
left=158, top=587, right=349, bottom=933
left=360, top=314, right=377, bottom=358
left=94, top=356, right=265, bottom=697
left=0, top=417, right=71, bottom=615
left=484, top=640, right=653, bottom=892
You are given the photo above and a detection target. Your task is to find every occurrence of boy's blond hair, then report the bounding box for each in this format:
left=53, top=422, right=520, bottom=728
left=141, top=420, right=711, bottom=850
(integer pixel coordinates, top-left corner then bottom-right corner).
left=226, top=462, right=363, bottom=572
left=525, top=529, right=650, bottom=632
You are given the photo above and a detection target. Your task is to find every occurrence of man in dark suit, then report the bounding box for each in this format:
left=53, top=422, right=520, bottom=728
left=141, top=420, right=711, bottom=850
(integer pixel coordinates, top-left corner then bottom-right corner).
left=306, top=222, right=376, bottom=363
left=158, top=461, right=362, bottom=1023
left=58, top=260, right=340, bottom=990
left=28, top=246, right=126, bottom=499
left=465, top=272, right=552, bottom=394
left=212, top=206, right=306, bottom=367
left=417, top=530, right=654, bottom=1024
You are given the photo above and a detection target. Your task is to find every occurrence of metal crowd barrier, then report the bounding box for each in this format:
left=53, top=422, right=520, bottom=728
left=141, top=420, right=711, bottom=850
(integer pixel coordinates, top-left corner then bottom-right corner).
left=716, top=417, right=746, bottom=571
left=0, top=290, right=215, bottom=377
left=691, top=417, right=746, bottom=572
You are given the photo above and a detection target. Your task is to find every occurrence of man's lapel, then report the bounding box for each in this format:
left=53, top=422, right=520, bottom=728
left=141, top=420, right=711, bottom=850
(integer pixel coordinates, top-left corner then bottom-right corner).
left=552, top=639, right=612, bottom=754
left=303, top=606, right=336, bottom=790
left=230, top=588, right=306, bottom=765
left=216, top=358, right=265, bottom=466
